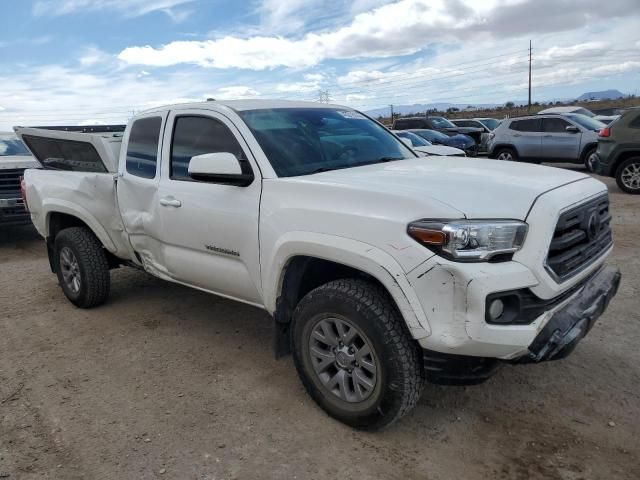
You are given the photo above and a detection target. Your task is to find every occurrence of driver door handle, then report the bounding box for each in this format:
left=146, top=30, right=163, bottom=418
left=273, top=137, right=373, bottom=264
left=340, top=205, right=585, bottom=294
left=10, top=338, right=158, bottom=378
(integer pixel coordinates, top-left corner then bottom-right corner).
left=159, top=197, right=182, bottom=208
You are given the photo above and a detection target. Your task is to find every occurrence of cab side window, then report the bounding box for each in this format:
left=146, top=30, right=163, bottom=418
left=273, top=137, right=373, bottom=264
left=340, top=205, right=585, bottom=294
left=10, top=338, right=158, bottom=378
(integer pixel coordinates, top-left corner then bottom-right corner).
left=126, top=117, right=162, bottom=179
left=170, top=116, right=248, bottom=182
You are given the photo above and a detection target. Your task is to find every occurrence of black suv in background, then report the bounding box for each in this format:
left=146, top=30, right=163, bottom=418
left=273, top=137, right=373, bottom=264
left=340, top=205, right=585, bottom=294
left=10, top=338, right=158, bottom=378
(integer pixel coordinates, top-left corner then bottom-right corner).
left=393, top=116, right=483, bottom=145
left=596, top=108, right=640, bottom=194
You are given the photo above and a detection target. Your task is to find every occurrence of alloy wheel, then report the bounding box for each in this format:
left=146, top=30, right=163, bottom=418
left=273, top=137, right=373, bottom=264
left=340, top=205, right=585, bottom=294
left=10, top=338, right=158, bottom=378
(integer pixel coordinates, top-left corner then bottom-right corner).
left=308, top=316, right=378, bottom=403
left=59, top=246, right=81, bottom=294
left=620, top=162, right=640, bottom=191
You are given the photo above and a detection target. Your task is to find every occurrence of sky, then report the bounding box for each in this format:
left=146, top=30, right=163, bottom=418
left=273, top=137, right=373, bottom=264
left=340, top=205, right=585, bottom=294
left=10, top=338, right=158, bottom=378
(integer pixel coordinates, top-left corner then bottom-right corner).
left=1, top=0, right=640, bottom=129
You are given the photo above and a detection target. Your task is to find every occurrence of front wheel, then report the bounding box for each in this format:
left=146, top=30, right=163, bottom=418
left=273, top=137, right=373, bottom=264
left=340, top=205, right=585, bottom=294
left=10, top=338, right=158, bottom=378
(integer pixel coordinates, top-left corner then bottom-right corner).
left=291, top=279, right=425, bottom=430
left=615, top=157, right=640, bottom=194
left=584, top=148, right=598, bottom=173
left=55, top=227, right=111, bottom=308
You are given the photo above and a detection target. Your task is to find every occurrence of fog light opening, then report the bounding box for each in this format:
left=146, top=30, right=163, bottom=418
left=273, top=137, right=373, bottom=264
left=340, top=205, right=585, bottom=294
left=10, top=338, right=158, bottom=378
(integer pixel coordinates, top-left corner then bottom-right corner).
left=488, top=299, right=505, bottom=321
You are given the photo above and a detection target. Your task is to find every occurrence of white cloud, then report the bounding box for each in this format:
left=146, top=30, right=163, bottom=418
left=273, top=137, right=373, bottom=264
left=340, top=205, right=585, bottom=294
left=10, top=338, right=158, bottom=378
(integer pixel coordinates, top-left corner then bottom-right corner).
left=214, top=86, right=261, bottom=99
left=33, top=0, right=195, bottom=19
left=79, top=46, right=109, bottom=67
left=118, top=0, right=640, bottom=71
left=257, top=0, right=323, bottom=33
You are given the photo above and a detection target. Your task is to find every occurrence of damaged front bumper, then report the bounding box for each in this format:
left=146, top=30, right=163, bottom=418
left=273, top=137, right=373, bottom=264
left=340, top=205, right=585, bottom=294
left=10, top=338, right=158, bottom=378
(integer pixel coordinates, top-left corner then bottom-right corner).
left=421, top=265, right=621, bottom=385
left=515, top=265, right=621, bottom=363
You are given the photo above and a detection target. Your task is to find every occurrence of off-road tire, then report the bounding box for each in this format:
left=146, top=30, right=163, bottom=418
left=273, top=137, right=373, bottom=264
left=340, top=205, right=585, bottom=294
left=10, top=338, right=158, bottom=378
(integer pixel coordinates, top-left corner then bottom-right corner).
left=615, top=156, right=640, bottom=194
left=54, top=227, right=110, bottom=308
left=291, top=278, right=425, bottom=430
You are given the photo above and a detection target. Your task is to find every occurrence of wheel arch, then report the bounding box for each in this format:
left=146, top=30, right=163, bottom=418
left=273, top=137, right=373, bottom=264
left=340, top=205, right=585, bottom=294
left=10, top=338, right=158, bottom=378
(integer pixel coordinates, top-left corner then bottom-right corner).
left=46, top=210, right=121, bottom=272
left=489, top=143, right=519, bottom=158
left=611, top=150, right=640, bottom=176
left=44, top=202, right=117, bottom=253
left=580, top=142, right=598, bottom=162
left=264, top=233, right=431, bottom=357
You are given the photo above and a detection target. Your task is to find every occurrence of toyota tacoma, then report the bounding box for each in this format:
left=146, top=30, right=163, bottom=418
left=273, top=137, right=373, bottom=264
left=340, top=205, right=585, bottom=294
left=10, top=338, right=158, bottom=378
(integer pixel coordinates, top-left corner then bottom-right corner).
left=16, top=100, right=620, bottom=429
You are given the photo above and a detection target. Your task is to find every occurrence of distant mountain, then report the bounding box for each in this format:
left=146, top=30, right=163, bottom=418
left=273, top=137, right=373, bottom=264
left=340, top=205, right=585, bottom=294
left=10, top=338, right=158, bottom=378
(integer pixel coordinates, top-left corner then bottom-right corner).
left=364, top=102, right=499, bottom=118
left=576, top=90, right=626, bottom=101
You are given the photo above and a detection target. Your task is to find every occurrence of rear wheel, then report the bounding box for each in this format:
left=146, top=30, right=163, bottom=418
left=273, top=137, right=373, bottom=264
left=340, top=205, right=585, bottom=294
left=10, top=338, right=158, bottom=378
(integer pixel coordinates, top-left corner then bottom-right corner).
left=495, top=147, right=517, bottom=161
left=291, top=279, right=425, bottom=430
left=55, top=227, right=110, bottom=308
left=615, top=157, right=640, bottom=194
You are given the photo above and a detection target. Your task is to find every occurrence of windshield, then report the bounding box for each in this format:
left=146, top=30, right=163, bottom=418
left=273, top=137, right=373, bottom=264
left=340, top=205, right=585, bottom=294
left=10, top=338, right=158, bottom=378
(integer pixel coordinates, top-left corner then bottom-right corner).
left=412, top=129, right=450, bottom=142
left=428, top=117, right=456, bottom=129
left=574, top=108, right=595, bottom=117
left=478, top=118, right=500, bottom=130
left=566, top=114, right=606, bottom=131
left=394, top=131, right=431, bottom=147
left=0, top=135, right=30, bottom=156
left=239, top=108, right=415, bottom=177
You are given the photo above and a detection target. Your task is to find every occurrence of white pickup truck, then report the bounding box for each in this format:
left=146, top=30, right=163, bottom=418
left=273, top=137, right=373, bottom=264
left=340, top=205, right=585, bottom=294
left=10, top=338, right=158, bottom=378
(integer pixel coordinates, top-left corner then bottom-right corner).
left=17, top=100, right=620, bottom=429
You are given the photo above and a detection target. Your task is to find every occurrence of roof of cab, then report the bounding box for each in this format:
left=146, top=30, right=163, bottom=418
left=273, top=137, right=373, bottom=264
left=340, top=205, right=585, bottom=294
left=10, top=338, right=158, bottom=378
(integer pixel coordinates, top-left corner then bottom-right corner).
left=140, top=99, right=348, bottom=115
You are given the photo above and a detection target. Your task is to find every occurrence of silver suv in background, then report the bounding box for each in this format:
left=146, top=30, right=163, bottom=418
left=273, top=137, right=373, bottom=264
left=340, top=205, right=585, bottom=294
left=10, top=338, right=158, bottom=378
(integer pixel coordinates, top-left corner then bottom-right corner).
left=487, top=114, right=605, bottom=170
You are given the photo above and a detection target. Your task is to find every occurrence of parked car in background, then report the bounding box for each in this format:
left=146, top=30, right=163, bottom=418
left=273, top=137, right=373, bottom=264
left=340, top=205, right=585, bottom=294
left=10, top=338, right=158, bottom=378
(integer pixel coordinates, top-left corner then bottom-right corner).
left=595, top=108, right=640, bottom=194
left=487, top=114, right=604, bottom=170
left=392, top=116, right=483, bottom=146
left=474, top=118, right=502, bottom=131
left=450, top=118, right=500, bottom=152
left=0, top=132, right=40, bottom=227
left=538, top=106, right=619, bottom=125
left=392, top=130, right=466, bottom=156
left=409, top=129, right=478, bottom=156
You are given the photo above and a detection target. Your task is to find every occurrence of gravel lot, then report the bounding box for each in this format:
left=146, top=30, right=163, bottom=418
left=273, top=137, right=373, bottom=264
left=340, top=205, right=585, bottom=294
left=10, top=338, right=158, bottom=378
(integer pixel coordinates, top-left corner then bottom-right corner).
left=1, top=171, right=639, bottom=480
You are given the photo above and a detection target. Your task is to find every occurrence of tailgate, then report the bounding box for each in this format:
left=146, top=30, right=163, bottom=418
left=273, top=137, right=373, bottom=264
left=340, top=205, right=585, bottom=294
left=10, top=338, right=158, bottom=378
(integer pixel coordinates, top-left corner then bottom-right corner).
left=14, top=127, right=124, bottom=173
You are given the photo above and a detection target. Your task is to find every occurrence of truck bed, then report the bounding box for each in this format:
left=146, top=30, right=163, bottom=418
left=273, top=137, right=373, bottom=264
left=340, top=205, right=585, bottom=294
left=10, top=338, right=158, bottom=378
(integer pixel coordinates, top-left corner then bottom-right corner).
left=15, top=126, right=133, bottom=260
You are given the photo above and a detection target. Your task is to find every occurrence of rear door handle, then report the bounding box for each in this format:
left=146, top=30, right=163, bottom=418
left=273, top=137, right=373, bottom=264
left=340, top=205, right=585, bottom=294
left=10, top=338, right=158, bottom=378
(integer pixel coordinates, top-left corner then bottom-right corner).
left=159, top=197, right=182, bottom=208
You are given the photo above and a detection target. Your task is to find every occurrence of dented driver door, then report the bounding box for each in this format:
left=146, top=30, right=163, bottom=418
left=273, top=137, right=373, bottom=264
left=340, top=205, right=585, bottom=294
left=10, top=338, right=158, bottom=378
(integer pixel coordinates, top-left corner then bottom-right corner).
left=152, top=109, right=264, bottom=305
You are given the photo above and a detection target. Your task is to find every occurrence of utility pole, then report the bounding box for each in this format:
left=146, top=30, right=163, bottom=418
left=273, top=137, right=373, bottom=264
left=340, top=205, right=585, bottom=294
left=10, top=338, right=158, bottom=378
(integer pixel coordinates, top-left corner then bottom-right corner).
left=528, top=40, right=532, bottom=113
left=318, top=89, right=330, bottom=103
left=389, top=104, right=394, bottom=121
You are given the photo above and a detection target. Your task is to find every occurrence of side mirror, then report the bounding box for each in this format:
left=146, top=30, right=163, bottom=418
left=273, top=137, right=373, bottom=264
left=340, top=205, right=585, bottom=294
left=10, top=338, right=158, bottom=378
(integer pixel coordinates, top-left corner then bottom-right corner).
left=565, top=125, right=580, bottom=133
left=188, top=152, right=254, bottom=186
left=400, top=137, right=414, bottom=147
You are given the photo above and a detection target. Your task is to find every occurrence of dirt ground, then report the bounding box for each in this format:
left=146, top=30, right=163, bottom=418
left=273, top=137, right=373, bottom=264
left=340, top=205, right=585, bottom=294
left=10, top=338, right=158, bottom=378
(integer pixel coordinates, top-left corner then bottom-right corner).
left=1, top=172, right=639, bottom=480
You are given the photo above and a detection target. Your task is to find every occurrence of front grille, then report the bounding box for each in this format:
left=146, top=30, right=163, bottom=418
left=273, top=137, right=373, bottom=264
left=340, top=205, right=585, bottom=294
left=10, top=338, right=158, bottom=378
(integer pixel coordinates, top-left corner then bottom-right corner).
left=0, top=168, right=25, bottom=197
left=546, top=194, right=612, bottom=282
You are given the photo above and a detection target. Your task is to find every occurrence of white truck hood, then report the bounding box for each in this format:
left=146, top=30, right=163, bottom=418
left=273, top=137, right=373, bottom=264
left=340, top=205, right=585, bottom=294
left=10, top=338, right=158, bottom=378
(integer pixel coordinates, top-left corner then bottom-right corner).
left=302, top=157, right=590, bottom=220
left=1, top=155, right=40, bottom=170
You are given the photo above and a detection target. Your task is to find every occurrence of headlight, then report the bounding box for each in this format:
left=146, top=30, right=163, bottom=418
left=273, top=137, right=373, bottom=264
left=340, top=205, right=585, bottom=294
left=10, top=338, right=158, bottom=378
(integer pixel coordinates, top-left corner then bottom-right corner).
left=407, top=220, right=528, bottom=262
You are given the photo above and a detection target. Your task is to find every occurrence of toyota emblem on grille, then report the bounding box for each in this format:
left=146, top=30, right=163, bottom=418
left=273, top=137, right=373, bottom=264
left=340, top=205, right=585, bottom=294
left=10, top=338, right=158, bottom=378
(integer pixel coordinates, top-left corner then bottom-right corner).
left=587, top=210, right=601, bottom=241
